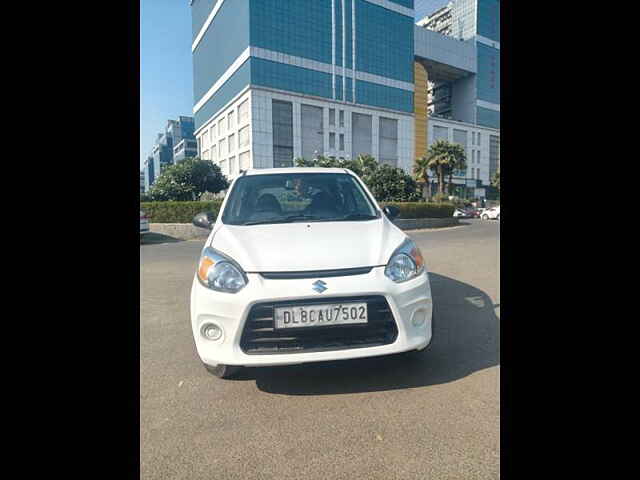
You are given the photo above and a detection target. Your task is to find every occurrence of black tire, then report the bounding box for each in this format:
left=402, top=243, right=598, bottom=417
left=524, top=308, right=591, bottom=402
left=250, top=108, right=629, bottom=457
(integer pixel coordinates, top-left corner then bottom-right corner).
left=204, top=363, right=241, bottom=379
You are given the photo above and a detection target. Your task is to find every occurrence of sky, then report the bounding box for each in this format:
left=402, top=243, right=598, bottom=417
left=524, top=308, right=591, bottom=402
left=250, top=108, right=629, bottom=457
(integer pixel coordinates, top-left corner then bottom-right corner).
left=139, top=0, right=449, bottom=171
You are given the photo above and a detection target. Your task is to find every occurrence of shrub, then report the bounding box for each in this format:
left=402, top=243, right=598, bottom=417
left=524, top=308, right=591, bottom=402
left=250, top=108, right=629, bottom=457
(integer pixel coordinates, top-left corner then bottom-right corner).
left=146, top=158, right=229, bottom=201
left=380, top=202, right=455, bottom=219
left=140, top=201, right=223, bottom=223
left=295, top=155, right=421, bottom=202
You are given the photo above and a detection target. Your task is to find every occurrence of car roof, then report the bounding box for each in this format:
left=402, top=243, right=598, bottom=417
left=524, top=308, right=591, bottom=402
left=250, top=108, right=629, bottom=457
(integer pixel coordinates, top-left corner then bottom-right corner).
left=242, top=167, right=354, bottom=176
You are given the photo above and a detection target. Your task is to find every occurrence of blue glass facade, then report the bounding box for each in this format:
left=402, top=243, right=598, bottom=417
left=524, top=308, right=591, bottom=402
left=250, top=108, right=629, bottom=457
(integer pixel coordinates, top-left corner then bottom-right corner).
left=476, top=43, right=499, bottom=105
left=192, top=0, right=250, bottom=102
left=388, top=0, right=413, bottom=7
left=477, top=0, right=500, bottom=42
left=251, top=59, right=333, bottom=99
left=356, top=80, right=413, bottom=112
left=355, top=0, right=414, bottom=83
left=192, top=0, right=416, bottom=130
left=476, top=106, right=499, bottom=129
left=194, top=59, right=252, bottom=129
left=250, top=0, right=333, bottom=65
left=191, top=0, right=217, bottom=41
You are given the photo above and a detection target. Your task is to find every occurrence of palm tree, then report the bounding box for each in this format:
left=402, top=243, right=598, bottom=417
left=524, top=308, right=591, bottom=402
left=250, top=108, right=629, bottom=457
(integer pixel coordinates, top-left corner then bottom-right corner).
left=445, top=143, right=467, bottom=195
left=426, top=140, right=458, bottom=197
left=491, top=170, right=500, bottom=192
left=413, top=156, right=431, bottom=199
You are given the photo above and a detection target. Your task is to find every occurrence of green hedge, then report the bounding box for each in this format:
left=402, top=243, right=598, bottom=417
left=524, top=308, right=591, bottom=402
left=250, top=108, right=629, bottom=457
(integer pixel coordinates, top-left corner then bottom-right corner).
left=140, top=201, right=223, bottom=223
left=380, top=202, right=455, bottom=219
left=140, top=200, right=454, bottom=223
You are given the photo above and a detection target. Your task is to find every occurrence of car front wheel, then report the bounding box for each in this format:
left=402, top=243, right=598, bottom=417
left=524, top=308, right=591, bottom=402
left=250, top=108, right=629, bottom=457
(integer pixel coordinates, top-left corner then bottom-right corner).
left=482, top=214, right=489, bottom=220
left=204, top=363, right=242, bottom=379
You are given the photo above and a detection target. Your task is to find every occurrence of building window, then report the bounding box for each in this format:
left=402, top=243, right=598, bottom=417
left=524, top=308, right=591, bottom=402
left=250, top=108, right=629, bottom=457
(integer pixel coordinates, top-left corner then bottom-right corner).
left=339, top=110, right=345, bottom=127
left=203, top=149, right=209, bottom=161
left=329, top=109, right=335, bottom=126
left=272, top=100, right=294, bottom=168
left=352, top=113, right=372, bottom=159
left=238, top=100, right=249, bottom=124
left=229, top=156, right=236, bottom=176
left=433, top=125, right=448, bottom=141
left=219, top=159, right=227, bottom=175
left=218, top=119, right=224, bottom=137
left=238, top=126, right=250, bottom=149
left=239, top=151, right=250, bottom=171
left=339, top=133, right=345, bottom=151
left=203, top=131, right=209, bottom=149
left=301, top=104, right=324, bottom=160
left=471, top=150, right=475, bottom=163
left=228, top=111, right=235, bottom=130
left=489, top=135, right=500, bottom=179
left=472, top=132, right=476, bottom=145
left=228, top=133, right=235, bottom=153
left=211, top=145, right=217, bottom=162
left=219, top=137, right=226, bottom=158
left=379, top=117, right=398, bottom=167
left=210, top=125, right=215, bottom=141
left=477, top=132, right=481, bottom=145
left=329, top=132, right=336, bottom=149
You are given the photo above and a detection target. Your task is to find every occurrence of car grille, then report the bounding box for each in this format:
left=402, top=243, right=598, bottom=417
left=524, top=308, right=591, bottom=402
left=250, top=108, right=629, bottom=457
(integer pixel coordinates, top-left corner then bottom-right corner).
left=239, top=295, right=398, bottom=355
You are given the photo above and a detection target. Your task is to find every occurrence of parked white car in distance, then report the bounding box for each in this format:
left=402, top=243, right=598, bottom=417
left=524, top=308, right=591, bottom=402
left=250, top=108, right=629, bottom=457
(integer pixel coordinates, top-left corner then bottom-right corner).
left=140, top=210, right=150, bottom=236
left=481, top=206, right=500, bottom=220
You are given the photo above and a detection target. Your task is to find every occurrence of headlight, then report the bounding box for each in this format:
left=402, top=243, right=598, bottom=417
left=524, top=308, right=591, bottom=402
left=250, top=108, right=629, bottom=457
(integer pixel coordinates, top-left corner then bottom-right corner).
left=197, top=247, right=248, bottom=293
left=384, top=238, right=425, bottom=283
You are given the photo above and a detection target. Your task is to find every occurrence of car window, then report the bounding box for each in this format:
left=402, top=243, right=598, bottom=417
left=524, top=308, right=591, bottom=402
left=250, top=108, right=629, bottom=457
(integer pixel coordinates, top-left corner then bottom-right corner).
left=221, top=173, right=379, bottom=225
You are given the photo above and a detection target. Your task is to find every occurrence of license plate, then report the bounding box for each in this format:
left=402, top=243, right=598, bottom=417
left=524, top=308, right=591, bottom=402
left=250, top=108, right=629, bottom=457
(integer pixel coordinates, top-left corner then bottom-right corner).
left=274, top=302, right=368, bottom=329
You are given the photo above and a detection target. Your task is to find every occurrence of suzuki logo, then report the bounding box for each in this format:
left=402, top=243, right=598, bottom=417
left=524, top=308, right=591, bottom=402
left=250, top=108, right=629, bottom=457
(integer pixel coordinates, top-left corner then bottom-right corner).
left=312, top=280, right=327, bottom=293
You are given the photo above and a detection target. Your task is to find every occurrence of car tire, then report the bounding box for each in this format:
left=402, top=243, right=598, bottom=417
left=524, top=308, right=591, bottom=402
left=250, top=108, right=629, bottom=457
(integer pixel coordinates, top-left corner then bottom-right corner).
left=204, top=363, right=241, bottom=379
left=482, top=214, right=488, bottom=220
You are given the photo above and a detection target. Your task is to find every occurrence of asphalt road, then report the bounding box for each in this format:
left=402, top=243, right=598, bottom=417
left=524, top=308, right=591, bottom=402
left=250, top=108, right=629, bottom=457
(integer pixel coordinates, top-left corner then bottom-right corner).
left=140, top=219, right=500, bottom=480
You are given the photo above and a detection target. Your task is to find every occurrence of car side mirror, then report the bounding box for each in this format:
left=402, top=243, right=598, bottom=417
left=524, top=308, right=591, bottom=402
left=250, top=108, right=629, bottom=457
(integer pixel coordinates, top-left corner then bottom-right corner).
left=193, top=211, right=215, bottom=230
left=383, top=205, right=400, bottom=220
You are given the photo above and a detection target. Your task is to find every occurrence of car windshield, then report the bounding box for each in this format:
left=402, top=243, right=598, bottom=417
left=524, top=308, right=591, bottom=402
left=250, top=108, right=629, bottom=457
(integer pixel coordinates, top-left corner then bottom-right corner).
left=221, top=172, right=380, bottom=226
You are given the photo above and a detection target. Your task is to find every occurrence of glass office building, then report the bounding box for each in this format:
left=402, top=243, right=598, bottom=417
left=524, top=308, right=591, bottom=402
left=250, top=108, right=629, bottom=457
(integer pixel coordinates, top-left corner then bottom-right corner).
left=192, top=0, right=416, bottom=180
left=191, top=0, right=499, bottom=182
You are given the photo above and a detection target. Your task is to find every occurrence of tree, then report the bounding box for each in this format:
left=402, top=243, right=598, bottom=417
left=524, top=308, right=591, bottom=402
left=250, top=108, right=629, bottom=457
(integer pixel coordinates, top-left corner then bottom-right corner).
left=366, top=164, right=421, bottom=202
left=147, top=157, right=229, bottom=201
left=294, top=155, right=421, bottom=202
left=413, top=156, right=431, bottom=199
left=425, top=140, right=466, bottom=198
left=491, top=169, right=500, bottom=192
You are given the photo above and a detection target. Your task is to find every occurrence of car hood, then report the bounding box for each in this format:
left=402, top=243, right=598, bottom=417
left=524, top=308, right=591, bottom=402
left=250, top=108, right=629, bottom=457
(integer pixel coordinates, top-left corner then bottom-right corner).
left=209, top=218, right=407, bottom=272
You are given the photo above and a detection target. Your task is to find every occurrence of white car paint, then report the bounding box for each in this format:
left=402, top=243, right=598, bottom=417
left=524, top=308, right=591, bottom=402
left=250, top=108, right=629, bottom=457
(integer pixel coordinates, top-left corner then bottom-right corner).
left=190, top=168, right=433, bottom=374
left=140, top=210, right=150, bottom=234
left=481, top=206, right=500, bottom=220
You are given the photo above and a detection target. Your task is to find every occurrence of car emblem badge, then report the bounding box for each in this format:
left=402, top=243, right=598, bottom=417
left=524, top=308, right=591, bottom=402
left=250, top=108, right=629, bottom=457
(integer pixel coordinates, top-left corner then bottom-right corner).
left=312, top=280, right=327, bottom=293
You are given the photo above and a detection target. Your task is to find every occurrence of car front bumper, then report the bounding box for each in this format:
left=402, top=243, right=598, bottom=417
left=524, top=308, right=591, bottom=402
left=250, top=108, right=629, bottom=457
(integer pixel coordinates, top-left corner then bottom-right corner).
left=190, top=267, right=433, bottom=367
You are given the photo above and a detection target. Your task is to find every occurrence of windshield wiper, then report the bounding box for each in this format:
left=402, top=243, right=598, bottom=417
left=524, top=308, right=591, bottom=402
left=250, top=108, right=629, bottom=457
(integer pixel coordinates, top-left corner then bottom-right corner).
left=328, top=213, right=378, bottom=221
left=242, top=215, right=319, bottom=226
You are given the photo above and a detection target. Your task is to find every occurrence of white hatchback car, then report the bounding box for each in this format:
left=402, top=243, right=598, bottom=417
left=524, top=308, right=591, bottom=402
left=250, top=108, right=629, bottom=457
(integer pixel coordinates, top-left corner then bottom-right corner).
left=140, top=210, right=150, bottom=237
left=481, top=205, right=500, bottom=220
left=190, top=168, right=433, bottom=378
